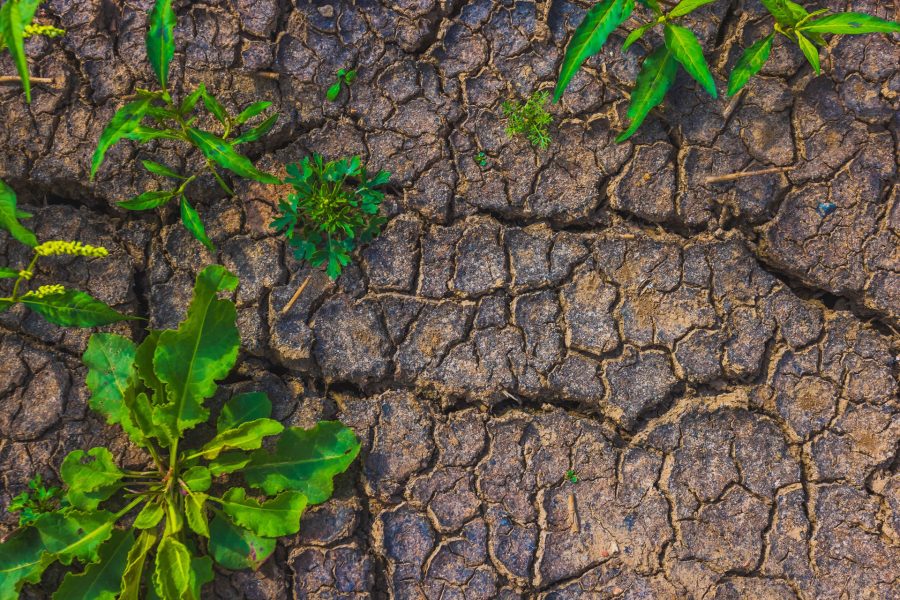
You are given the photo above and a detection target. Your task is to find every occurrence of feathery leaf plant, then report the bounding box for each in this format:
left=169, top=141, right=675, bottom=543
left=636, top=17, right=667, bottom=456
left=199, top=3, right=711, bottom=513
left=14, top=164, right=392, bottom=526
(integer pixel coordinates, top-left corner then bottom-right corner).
left=502, top=90, right=554, bottom=149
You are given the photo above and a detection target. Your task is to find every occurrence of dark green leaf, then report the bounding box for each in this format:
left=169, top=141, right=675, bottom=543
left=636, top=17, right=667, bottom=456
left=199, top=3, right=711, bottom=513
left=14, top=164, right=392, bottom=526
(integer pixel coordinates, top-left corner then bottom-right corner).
left=91, top=97, right=154, bottom=179
left=53, top=529, right=134, bottom=600
left=118, top=189, right=177, bottom=211
left=0, top=0, right=31, bottom=102
left=0, top=528, right=52, bottom=600
left=727, top=33, right=774, bottom=95
left=664, top=23, right=717, bottom=97
left=187, top=128, right=281, bottom=184
left=668, top=0, right=716, bottom=18
left=799, top=12, right=900, bottom=34
left=795, top=32, right=820, bottom=74
left=83, top=333, right=146, bottom=447
left=220, top=488, right=307, bottom=538
left=0, top=177, right=37, bottom=247
left=638, top=0, right=662, bottom=16
left=616, top=45, right=678, bottom=142
left=142, top=160, right=186, bottom=179
left=218, top=392, right=272, bottom=432
left=21, top=289, right=134, bottom=327
left=180, top=196, right=214, bottom=251
left=236, top=101, right=272, bottom=124
left=208, top=514, right=276, bottom=571
left=146, top=0, right=176, bottom=89
left=119, top=531, right=156, bottom=600
left=232, top=113, right=278, bottom=145
left=180, top=85, right=205, bottom=115
left=124, top=125, right=180, bottom=143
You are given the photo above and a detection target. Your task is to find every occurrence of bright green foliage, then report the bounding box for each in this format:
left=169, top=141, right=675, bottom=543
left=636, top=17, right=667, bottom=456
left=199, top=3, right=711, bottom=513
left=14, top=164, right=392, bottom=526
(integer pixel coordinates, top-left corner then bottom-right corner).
left=0, top=265, right=361, bottom=600
left=0, top=0, right=65, bottom=103
left=566, top=469, right=579, bottom=484
left=91, top=0, right=280, bottom=251
left=555, top=0, right=900, bottom=139
left=0, top=178, right=132, bottom=328
left=502, top=90, right=553, bottom=149
left=326, top=67, right=357, bottom=101
left=7, top=475, right=64, bottom=526
left=271, top=154, right=390, bottom=279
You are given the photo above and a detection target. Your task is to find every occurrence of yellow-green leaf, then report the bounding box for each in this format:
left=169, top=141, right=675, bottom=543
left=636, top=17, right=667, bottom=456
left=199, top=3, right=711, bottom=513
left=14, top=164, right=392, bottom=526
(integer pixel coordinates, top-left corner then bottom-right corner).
left=220, top=488, right=307, bottom=538
left=185, top=493, right=210, bottom=537
left=52, top=529, right=134, bottom=600
left=153, top=536, right=193, bottom=600
left=119, top=531, right=156, bottom=600
left=197, top=418, right=284, bottom=460
left=20, top=289, right=134, bottom=328
left=0, top=528, right=52, bottom=600
left=795, top=32, right=820, bottom=74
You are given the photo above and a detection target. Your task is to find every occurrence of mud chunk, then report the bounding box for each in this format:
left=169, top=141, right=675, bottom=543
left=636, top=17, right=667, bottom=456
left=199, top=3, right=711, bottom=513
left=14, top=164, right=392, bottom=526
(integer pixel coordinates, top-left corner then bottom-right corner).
left=603, top=348, right=677, bottom=431
left=311, top=295, right=392, bottom=385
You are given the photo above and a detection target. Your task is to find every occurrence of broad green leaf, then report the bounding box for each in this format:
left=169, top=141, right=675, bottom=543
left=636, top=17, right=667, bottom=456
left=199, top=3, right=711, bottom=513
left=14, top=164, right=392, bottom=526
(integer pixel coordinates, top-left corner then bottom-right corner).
left=153, top=537, right=194, bottom=600
left=208, top=514, right=276, bottom=571
left=66, top=481, right=120, bottom=512
left=0, top=267, right=17, bottom=278
left=61, top=447, right=125, bottom=494
left=799, top=12, right=900, bottom=35
left=146, top=0, right=176, bottom=89
left=236, top=101, right=272, bottom=124
left=664, top=24, right=717, bottom=97
left=91, top=97, right=154, bottom=179
left=0, top=0, right=31, bottom=102
left=727, top=33, right=774, bottom=95
left=243, top=421, right=360, bottom=503
left=34, top=509, right=118, bottom=565
left=119, top=189, right=177, bottom=211
left=554, top=0, right=630, bottom=102
left=142, top=160, right=186, bottom=179
left=209, top=451, right=251, bottom=477
left=616, top=45, right=678, bottom=142
left=795, top=32, right=820, bottom=74
left=0, top=178, right=37, bottom=247
left=53, top=529, right=134, bottom=600
left=232, top=113, right=278, bottom=145
left=180, top=196, right=214, bottom=251
left=623, top=22, right=654, bottom=51
left=220, top=488, right=307, bottom=538
left=0, top=528, right=52, bottom=600
left=20, top=289, right=133, bottom=327
left=760, top=0, right=806, bottom=27
left=326, top=81, right=342, bottom=101
left=153, top=265, right=239, bottom=435
left=198, top=418, right=284, bottom=460
left=218, top=392, right=272, bottom=432
left=190, top=556, right=214, bottom=599
left=185, top=492, right=210, bottom=537
left=83, top=334, right=145, bottom=446
left=187, top=128, right=281, bottom=184
left=668, top=0, right=716, bottom=18
left=119, top=531, right=156, bottom=600
left=182, top=466, right=211, bottom=492
left=135, top=330, right=164, bottom=399
left=133, top=501, right=165, bottom=529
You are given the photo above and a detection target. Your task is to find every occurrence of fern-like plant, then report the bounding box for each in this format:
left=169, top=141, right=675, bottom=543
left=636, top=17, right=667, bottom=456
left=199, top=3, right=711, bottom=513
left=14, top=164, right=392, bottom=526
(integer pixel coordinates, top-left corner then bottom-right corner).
left=502, top=90, right=553, bottom=149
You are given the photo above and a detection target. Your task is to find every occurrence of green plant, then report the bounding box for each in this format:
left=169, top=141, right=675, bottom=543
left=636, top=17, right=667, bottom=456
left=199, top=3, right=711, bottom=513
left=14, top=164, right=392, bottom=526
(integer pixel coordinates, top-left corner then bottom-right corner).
left=554, top=0, right=900, bottom=141
left=0, top=179, right=132, bottom=327
left=271, top=154, right=389, bottom=280
left=502, top=90, right=553, bottom=149
left=90, top=0, right=281, bottom=251
left=0, top=0, right=65, bottom=102
left=326, top=68, right=357, bottom=101
left=566, top=469, right=579, bottom=484
left=0, top=265, right=361, bottom=600
left=7, top=475, right=65, bottom=527
left=475, top=151, right=488, bottom=167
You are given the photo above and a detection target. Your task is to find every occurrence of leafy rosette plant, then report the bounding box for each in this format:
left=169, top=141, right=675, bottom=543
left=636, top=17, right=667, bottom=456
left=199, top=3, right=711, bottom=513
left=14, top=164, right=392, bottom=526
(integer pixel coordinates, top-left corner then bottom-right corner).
left=0, top=0, right=65, bottom=102
left=272, top=154, right=389, bottom=280
left=502, top=90, right=553, bottom=149
left=0, top=265, right=361, bottom=600
left=554, top=0, right=900, bottom=141
left=90, top=0, right=281, bottom=251
left=0, top=178, right=132, bottom=327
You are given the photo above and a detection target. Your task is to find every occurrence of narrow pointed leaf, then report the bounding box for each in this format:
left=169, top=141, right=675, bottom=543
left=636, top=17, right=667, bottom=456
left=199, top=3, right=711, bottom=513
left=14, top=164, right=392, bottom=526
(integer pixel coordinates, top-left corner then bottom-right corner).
left=180, top=196, right=214, bottom=251
left=0, top=0, right=31, bottom=102
left=20, top=289, right=133, bottom=327
left=201, top=89, right=229, bottom=127
left=760, top=0, right=807, bottom=27
left=0, top=267, right=18, bottom=278
left=208, top=514, right=276, bottom=571
left=119, top=189, right=177, bottom=211
left=232, top=113, right=278, bottom=145
left=664, top=23, right=717, bottom=97
left=799, top=12, right=900, bottom=34
left=146, top=0, right=176, bottom=89
left=727, top=33, right=774, bottom=95
left=668, top=0, right=716, bottom=18
left=236, top=101, right=272, bottom=124
left=218, top=392, right=272, bottom=431
left=53, top=529, right=134, bottom=600
left=220, top=488, right=307, bottom=537
left=119, top=531, right=156, bottom=600
left=623, top=22, right=654, bottom=51
left=142, top=160, right=185, bottom=179
left=187, top=128, right=280, bottom=184
left=795, top=32, right=820, bottom=74
left=91, top=97, right=154, bottom=179
left=616, top=45, right=678, bottom=142
left=198, top=418, right=284, bottom=460
left=0, top=178, right=37, bottom=247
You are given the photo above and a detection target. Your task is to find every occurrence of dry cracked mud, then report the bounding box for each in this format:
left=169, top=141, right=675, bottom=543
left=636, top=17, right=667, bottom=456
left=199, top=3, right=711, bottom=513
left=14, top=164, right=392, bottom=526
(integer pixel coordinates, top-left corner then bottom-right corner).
left=1, top=0, right=898, bottom=598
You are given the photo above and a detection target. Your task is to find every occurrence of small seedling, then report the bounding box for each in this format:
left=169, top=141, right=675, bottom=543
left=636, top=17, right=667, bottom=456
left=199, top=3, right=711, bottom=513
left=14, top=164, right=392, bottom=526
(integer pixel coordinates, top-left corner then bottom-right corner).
left=91, top=0, right=281, bottom=251
left=0, top=178, right=132, bottom=327
left=566, top=469, right=579, bottom=484
left=816, top=202, right=836, bottom=217
left=502, top=91, right=553, bottom=149
left=554, top=0, right=900, bottom=141
left=0, top=0, right=65, bottom=102
left=0, top=265, right=361, bottom=599
left=475, top=151, right=488, bottom=167
left=7, top=475, right=64, bottom=527
left=271, top=154, right=389, bottom=281
left=326, top=68, right=357, bottom=101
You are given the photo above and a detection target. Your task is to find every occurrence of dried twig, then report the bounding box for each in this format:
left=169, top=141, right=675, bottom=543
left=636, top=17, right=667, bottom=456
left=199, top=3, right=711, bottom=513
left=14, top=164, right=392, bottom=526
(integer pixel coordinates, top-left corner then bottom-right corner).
left=704, top=166, right=795, bottom=185
left=0, top=75, right=55, bottom=85
left=252, top=71, right=281, bottom=80
left=281, top=274, right=311, bottom=315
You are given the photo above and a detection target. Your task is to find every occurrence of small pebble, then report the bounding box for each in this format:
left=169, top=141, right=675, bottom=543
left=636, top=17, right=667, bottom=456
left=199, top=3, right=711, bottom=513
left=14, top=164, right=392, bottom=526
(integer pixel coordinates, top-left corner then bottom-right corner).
left=318, top=5, right=334, bottom=18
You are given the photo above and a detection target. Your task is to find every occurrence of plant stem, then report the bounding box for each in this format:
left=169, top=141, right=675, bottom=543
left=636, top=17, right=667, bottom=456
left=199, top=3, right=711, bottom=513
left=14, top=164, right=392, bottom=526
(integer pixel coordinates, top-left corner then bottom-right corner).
left=0, top=75, right=54, bottom=85
left=281, top=274, right=311, bottom=315
left=10, top=254, right=39, bottom=301
left=704, top=166, right=795, bottom=184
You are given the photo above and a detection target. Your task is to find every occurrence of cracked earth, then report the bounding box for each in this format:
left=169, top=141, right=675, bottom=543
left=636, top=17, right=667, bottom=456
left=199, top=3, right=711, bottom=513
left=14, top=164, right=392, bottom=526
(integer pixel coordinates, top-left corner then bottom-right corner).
left=1, top=0, right=898, bottom=598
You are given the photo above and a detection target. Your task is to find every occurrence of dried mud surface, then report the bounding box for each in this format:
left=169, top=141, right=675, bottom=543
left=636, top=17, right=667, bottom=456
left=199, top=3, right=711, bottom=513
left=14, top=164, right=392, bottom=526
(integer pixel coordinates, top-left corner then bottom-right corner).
left=1, top=1, right=898, bottom=598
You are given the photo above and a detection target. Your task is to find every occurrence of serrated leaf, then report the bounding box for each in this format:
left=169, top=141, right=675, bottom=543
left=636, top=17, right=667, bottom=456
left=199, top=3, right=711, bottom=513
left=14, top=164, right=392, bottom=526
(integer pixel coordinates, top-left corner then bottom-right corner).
left=142, top=160, right=186, bottom=179
left=664, top=23, right=717, bottom=97
left=119, top=189, right=177, bottom=211
left=208, top=514, right=276, bottom=571
left=201, top=89, right=229, bottom=127
left=91, top=97, right=154, bottom=179
left=153, top=536, right=194, bottom=600
left=209, top=451, right=251, bottom=477
left=146, top=0, right=176, bottom=89
left=52, top=529, right=133, bottom=600
left=133, top=501, right=165, bottom=529
left=119, top=531, right=156, bottom=600
left=623, top=22, right=654, bottom=51
left=0, top=528, right=52, bottom=600
left=232, top=113, right=278, bottom=145
left=153, top=265, right=239, bottom=436
left=83, top=334, right=146, bottom=447
left=554, top=0, right=631, bottom=102
left=182, top=466, right=211, bottom=492
left=727, top=33, right=774, bottom=95
left=34, top=509, right=118, bottom=566
left=185, top=493, right=210, bottom=537
left=0, top=178, right=37, bottom=247
left=243, top=421, right=360, bottom=503
left=220, top=488, right=307, bottom=538
left=795, top=32, right=820, bottom=74
left=236, top=101, right=272, bottom=124
left=799, top=12, right=900, bottom=35
left=197, top=418, right=284, bottom=460
left=187, top=128, right=280, bottom=184
left=218, top=392, right=272, bottom=432
left=616, top=45, right=678, bottom=142
left=0, top=0, right=31, bottom=102
left=668, top=0, right=716, bottom=18
left=20, top=289, right=134, bottom=327
left=60, top=447, right=125, bottom=494
left=180, top=196, right=214, bottom=251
